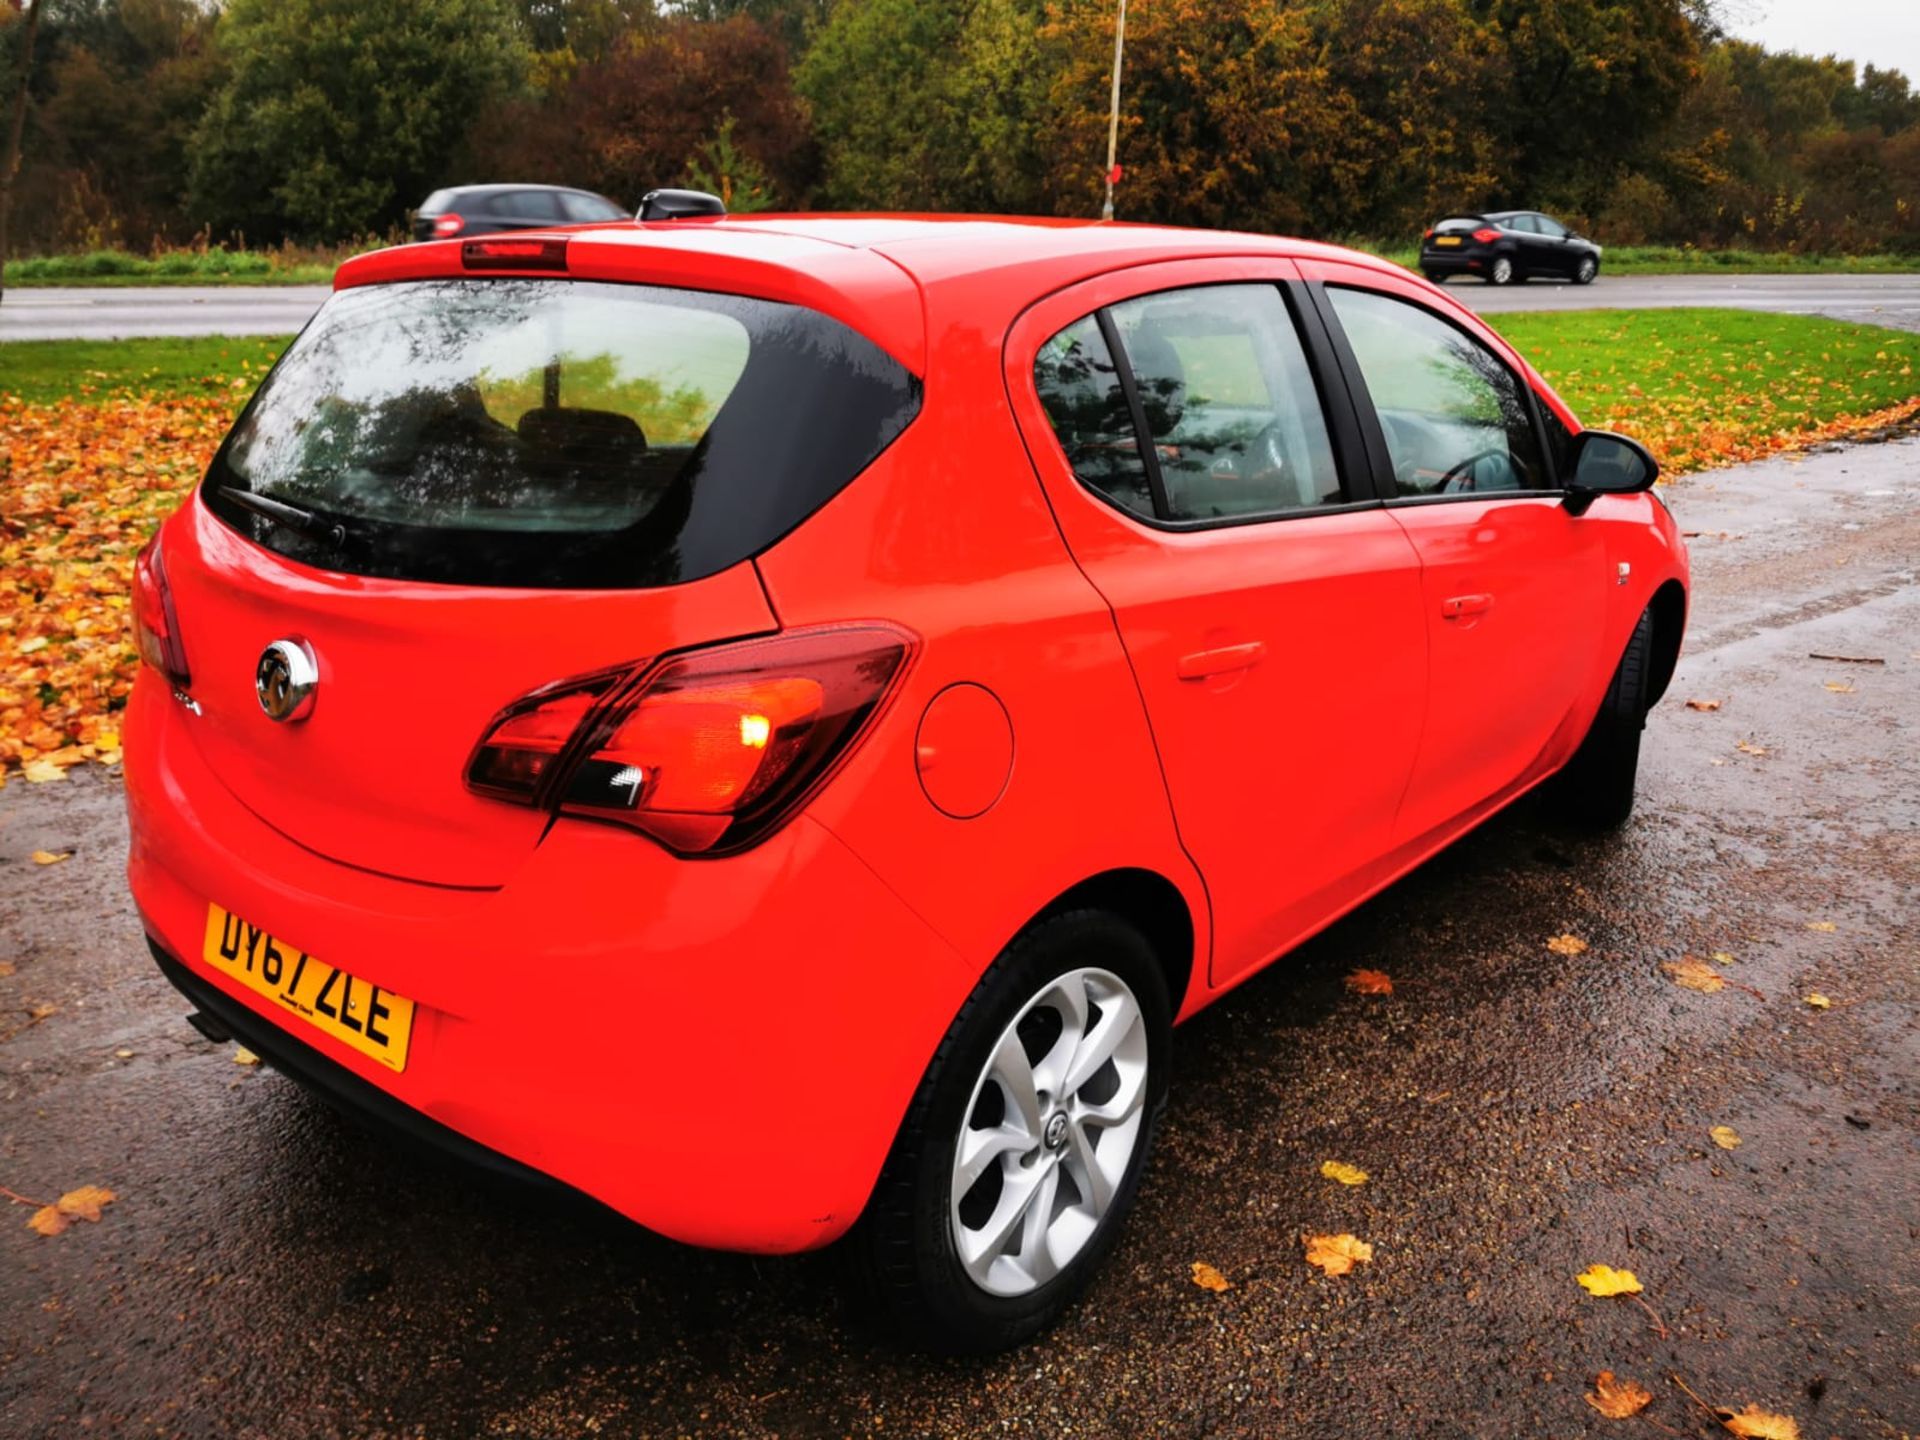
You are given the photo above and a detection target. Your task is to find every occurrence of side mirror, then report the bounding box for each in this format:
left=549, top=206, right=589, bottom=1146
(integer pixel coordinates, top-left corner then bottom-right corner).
left=1564, top=429, right=1658, bottom=515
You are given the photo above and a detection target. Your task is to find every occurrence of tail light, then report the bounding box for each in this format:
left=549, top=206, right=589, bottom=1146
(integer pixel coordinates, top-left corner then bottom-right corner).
left=1472, top=227, right=1500, bottom=243
left=432, top=213, right=465, bottom=238
left=1423, top=227, right=1434, bottom=239
left=131, top=534, right=191, bottom=687
left=466, top=625, right=916, bottom=856
left=462, top=236, right=569, bottom=272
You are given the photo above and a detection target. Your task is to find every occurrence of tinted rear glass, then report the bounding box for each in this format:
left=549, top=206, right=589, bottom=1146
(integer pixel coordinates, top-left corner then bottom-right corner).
left=204, top=279, right=921, bottom=588
left=1433, top=217, right=1485, bottom=233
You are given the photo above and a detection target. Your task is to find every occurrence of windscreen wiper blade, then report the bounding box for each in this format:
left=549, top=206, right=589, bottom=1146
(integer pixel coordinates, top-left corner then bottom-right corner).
left=212, top=485, right=349, bottom=547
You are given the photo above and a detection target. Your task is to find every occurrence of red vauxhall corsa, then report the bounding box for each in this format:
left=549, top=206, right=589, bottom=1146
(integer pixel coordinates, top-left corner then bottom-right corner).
left=125, top=204, right=1689, bottom=1352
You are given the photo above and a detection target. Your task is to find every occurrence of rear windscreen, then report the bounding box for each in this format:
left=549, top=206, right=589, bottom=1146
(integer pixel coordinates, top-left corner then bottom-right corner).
left=203, top=279, right=921, bottom=588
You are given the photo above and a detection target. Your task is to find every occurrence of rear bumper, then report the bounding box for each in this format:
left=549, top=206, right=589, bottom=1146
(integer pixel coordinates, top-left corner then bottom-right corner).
left=124, top=676, right=976, bottom=1253
left=1419, top=249, right=1484, bottom=275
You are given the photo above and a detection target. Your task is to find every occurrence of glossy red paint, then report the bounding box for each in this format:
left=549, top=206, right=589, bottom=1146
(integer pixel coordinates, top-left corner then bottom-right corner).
left=126, top=215, right=1689, bottom=1254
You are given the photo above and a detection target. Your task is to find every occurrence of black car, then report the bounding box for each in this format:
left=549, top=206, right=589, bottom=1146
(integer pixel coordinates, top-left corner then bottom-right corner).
left=1419, top=211, right=1601, bottom=286
left=411, top=184, right=630, bottom=242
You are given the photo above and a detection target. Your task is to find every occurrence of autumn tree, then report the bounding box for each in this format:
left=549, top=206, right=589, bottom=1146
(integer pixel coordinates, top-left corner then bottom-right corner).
left=188, top=0, right=530, bottom=242
left=0, top=0, right=46, bottom=301
left=470, top=16, right=811, bottom=209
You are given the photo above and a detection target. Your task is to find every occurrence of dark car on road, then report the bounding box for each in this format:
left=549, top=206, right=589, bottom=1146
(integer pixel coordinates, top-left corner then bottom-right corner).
left=411, top=184, right=630, bottom=241
left=1421, top=211, right=1601, bottom=286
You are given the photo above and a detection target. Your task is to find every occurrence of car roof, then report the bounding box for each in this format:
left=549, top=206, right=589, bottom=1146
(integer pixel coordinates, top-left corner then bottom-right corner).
left=433, top=183, right=604, bottom=197
left=336, top=213, right=1412, bottom=375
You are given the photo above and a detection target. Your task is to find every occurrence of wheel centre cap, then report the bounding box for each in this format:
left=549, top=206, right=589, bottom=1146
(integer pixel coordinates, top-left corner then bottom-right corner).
left=1043, top=1111, right=1070, bottom=1152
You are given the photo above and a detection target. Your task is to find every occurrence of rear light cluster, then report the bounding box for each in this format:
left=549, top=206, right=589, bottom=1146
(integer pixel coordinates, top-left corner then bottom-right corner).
left=1471, top=227, right=1500, bottom=243
left=131, top=535, right=190, bottom=687
left=466, top=625, right=915, bottom=857
left=432, top=213, right=464, bottom=238
left=462, top=237, right=569, bottom=272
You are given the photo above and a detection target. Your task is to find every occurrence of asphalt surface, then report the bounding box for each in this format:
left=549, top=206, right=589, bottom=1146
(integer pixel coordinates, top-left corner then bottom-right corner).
left=3, top=436, right=1919, bottom=1437
left=4, top=273, right=1920, bottom=341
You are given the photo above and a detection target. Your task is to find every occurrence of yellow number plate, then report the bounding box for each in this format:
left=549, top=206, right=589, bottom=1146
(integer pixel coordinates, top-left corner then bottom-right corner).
left=1434, top=235, right=1462, bottom=247
left=202, top=904, right=415, bottom=1072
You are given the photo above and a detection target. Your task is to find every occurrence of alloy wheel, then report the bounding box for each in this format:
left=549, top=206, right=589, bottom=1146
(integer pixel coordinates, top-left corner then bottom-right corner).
left=1490, top=257, right=1514, bottom=285
left=1576, top=257, right=1597, bottom=284
left=948, top=966, right=1150, bottom=1298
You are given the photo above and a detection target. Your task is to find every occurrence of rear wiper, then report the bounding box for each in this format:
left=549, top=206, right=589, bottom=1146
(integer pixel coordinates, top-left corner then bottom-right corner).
left=213, top=485, right=349, bottom=547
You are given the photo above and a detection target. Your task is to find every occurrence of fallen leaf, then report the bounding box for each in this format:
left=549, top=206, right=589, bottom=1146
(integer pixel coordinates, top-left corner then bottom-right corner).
left=1710, top=950, right=1737, bottom=965
left=1721, top=1404, right=1801, bottom=1439
left=1189, top=1261, right=1232, bottom=1292
left=21, top=760, right=68, bottom=783
left=30, top=850, right=72, bottom=866
left=1711, top=1125, right=1742, bottom=1150
left=0, top=962, right=15, bottom=977
left=1803, top=993, right=1831, bottom=1010
left=1547, top=933, right=1589, bottom=956
left=1345, top=968, right=1392, bottom=996
left=1304, top=1233, right=1373, bottom=1276
left=1319, top=1160, right=1368, bottom=1186
left=1735, top=740, right=1769, bottom=757
left=1663, top=957, right=1726, bottom=993
left=1586, top=1371, right=1652, bottom=1419
left=25, top=1184, right=116, bottom=1237
left=1576, top=1263, right=1643, bottom=1297
left=114, top=1048, right=133, bottom=1059
left=1805, top=921, right=1837, bottom=933
left=1685, top=698, right=1722, bottom=711
left=1821, top=681, right=1856, bottom=694
left=233, top=1046, right=261, bottom=1066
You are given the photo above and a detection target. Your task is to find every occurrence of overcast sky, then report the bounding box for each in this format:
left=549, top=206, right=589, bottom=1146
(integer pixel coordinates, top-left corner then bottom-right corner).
left=1728, top=0, right=1920, bottom=85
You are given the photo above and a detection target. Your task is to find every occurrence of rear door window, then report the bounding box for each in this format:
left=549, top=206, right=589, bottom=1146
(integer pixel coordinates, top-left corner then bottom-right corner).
left=205, top=279, right=921, bottom=587
left=560, top=191, right=626, bottom=222
left=1032, top=284, right=1343, bottom=525
left=509, top=190, right=567, bottom=222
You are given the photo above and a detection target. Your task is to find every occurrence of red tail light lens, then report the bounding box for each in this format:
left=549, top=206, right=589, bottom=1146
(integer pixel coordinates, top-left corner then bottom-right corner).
left=1472, top=227, right=1500, bottom=243
left=466, top=625, right=915, bottom=856
left=432, top=213, right=465, bottom=237
left=1423, top=226, right=1434, bottom=239
left=131, top=535, right=190, bottom=686
left=462, top=237, right=569, bottom=271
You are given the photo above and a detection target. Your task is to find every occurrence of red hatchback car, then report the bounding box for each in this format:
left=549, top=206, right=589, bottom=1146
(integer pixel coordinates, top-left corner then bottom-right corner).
left=125, top=209, right=1688, bottom=1352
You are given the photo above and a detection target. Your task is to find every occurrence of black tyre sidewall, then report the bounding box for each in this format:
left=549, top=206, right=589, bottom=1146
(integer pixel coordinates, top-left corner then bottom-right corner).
left=857, top=910, right=1172, bottom=1353
left=1559, top=606, right=1654, bottom=827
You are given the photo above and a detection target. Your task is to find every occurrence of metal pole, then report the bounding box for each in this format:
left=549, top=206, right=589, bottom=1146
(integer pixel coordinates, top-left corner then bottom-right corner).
left=1100, top=0, right=1127, bottom=222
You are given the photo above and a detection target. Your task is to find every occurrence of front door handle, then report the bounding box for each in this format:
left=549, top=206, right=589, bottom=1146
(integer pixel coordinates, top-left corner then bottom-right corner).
left=1177, top=641, right=1266, bottom=680
left=1441, top=593, right=1494, bottom=620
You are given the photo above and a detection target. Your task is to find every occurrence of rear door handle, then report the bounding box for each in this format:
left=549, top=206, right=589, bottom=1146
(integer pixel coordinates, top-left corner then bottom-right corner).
left=1177, top=641, right=1266, bottom=680
left=1441, top=593, right=1494, bottom=619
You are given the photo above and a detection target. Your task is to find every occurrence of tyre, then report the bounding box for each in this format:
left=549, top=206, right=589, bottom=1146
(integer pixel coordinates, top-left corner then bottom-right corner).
left=853, top=909, right=1172, bottom=1353
left=1423, top=269, right=1446, bottom=285
left=1574, top=255, right=1598, bottom=285
left=1557, top=606, right=1653, bottom=828
left=1488, top=255, right=1515, bottom=285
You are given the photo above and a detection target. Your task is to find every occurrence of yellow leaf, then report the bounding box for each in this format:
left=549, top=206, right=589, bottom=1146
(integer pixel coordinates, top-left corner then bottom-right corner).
left=1304, top=1233, right=1373, bottom=1276
left=1711, top=1125, right=1742, bottom=1150
left=1722, top=1404, right=1801, bottom=1438
left=30, top=850, right=71, bottom=866
left=1576, top=1263, right=1642, bottom=1297
left=1685, top=698, right=1722, bottom=711
left=1710, top=951, right=1737, bottom=965
left=1547, top=933, right=1589, bottom=956
left=1319, top=1160, right=1368, bottom=1186
left=1803, top=993, right=1831, bottom=1010
left=233, top=1046, right=262, bottom=1066
left=1805, top=921, right=1837, bottom=933
left=1663, top=957, right=1726, bottom=993
left=54, top=1185, right=115, bottom=1222
left=26, top=1205, right=69, bottom=1237
left=1822, top=681, right=1855, bottom=693
left=1189, top=1261, right=1232, bottom=1292
left=1586, top=1371, right=1652, bottom=1419
left=1735, top=739, right=1768, bottom=756
left=21, top=760, right=68, bottom=783
left=1345, top=968, right=1393, bottom=996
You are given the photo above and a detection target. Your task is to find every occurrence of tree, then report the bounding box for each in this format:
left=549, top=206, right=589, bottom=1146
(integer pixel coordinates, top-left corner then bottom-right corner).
left=1, top=0, right=45, bottom=302
left=470, top=16, right=810, bottom=210
left=188, top=0, right=531, bottom=243
left=686, top=111, right=777, bottom=210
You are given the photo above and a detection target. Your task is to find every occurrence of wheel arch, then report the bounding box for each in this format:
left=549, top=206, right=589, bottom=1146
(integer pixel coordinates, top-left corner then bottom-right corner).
left=1646, top=579, right=1688, bottom=706
left=1026, top=868, right=1197, bottom=1018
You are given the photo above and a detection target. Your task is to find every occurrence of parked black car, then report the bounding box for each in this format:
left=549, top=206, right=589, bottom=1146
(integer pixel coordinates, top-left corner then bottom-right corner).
left=1420, top=211, right=1601, bottom=286
left=411, top=184, right=630, bottom=242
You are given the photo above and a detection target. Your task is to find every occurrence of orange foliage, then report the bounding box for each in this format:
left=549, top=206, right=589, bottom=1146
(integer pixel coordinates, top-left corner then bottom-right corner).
left=0, top=397, right=231, bottom=780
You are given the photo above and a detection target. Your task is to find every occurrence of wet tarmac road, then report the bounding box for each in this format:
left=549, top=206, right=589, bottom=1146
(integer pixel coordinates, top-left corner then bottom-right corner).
left=3, top=437, right=1918, bottom=1437
left=5, top=273, right=1920, bottom=341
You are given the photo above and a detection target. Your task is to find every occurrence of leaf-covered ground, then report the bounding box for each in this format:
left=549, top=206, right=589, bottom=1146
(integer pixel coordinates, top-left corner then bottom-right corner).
left=3, top=309, right=1919, bottom=782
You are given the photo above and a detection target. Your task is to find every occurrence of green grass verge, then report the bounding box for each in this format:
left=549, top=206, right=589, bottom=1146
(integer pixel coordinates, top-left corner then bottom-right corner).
left=1362, top=243, right=1920, bottom=275
left=4, top=250, right=337, bottom=287
left=0, top=334, right=293, bottom=405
